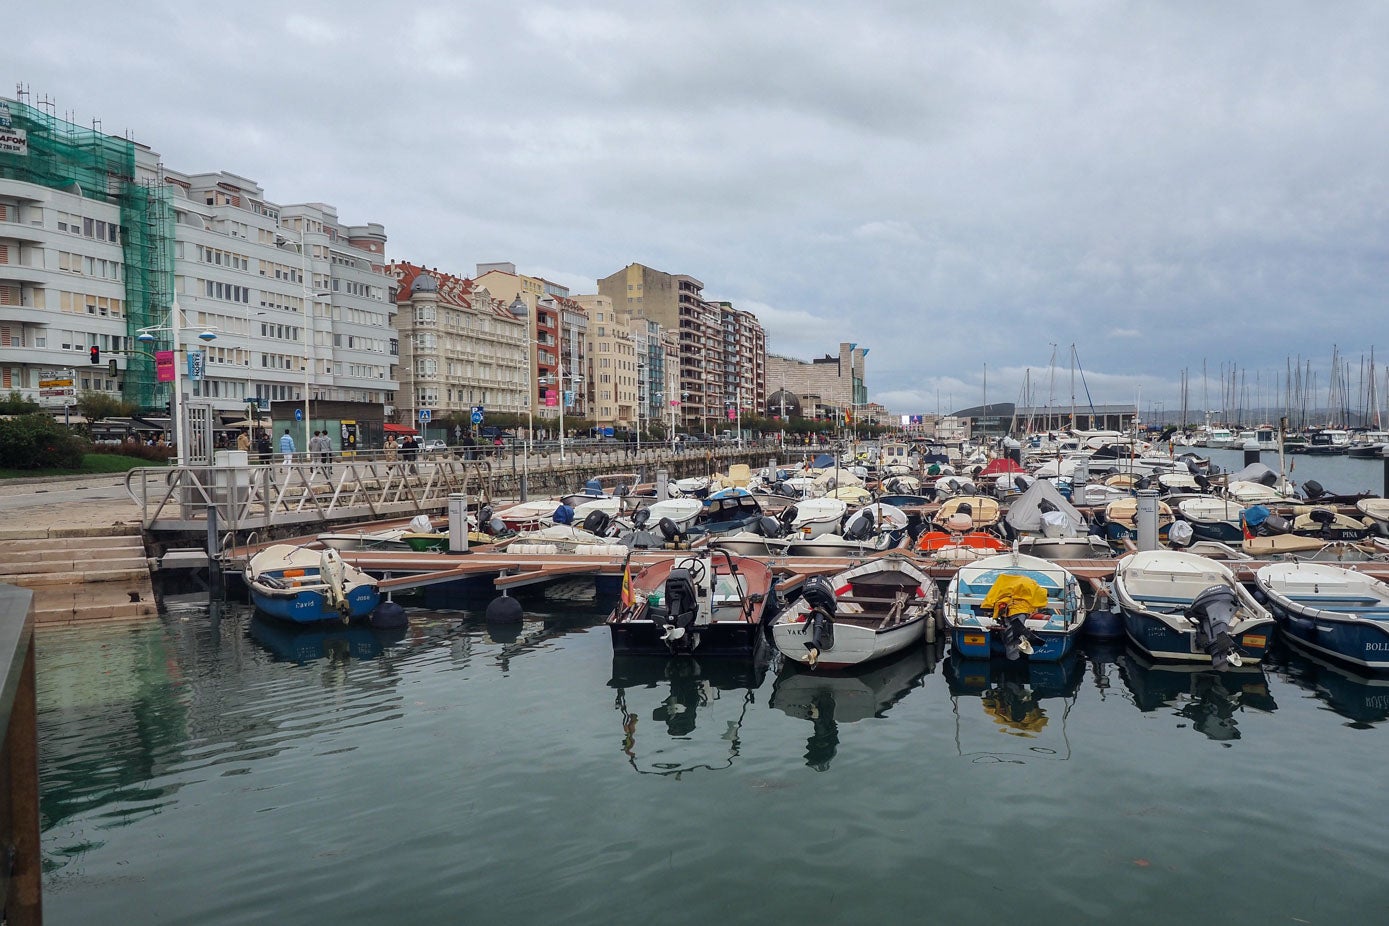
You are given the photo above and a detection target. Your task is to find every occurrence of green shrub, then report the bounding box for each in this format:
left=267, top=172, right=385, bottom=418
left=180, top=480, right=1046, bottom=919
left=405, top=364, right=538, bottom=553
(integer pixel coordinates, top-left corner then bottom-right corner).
left=0, top=414, right=87, bottom=470
left=0, top=391, right=41, bottom=415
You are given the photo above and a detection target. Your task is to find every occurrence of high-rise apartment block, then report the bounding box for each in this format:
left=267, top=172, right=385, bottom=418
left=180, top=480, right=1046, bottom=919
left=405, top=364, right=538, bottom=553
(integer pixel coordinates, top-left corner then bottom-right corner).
left=597, top=262, right=765, bottom=434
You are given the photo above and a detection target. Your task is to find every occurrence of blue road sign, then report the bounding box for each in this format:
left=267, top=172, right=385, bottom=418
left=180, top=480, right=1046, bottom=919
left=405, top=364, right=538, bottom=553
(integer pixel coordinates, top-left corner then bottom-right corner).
left=470, top=405, right=484, bottom=424
left=294, top=408, right=303, bottom=421
left=419, top=408, right=432, bottom=422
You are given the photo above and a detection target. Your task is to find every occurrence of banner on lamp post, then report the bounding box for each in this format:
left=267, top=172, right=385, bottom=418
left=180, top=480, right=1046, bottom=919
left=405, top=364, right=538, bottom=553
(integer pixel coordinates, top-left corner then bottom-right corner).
left=155, top=350, right=175, bottom=383
left=545, top=389, right=557, bottom=408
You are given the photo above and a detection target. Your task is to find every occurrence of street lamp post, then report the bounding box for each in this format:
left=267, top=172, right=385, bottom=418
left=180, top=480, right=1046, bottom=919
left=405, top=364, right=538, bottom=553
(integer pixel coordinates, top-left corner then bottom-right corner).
left=137, top=298, right=217, bottom=467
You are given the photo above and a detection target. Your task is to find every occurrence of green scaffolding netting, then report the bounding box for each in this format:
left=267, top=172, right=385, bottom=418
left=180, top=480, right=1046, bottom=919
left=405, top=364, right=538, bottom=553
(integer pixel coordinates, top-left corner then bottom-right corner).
left=0, top=99, right=173, bottom=408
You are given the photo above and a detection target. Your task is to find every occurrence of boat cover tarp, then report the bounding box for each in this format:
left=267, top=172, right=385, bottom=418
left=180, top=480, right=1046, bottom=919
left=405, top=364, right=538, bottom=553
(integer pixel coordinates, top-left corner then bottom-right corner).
left=978, top=458, right=1026, bottom=477
left=981, top=574, right=1049, bottom=618
left=1006, top=478, right=1085, bottom=534
left=1228, top=462, right=1280, bottom=485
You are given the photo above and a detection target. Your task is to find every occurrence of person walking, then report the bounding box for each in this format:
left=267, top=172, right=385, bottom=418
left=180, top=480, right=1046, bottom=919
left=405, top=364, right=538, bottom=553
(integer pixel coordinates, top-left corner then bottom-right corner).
left=279, top=428, right=296, bottom=466
left=401, top=433, right=419, bottom=474
left=384, top=434, right=399, bottom=462
left=236, top=428, right=251, bottom=454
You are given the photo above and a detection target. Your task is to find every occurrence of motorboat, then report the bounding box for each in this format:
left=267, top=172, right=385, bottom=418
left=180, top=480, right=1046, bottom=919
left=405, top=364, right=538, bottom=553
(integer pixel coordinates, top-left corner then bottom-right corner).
left=641, top=497, right=704, bottom=532
left=942, top=551, right=1087, bottom=662
left=1356, top=497, right=1389, bottom=532
left=246, top=544, right=381, bottom=624
left=709, top=510, right=797, bottom=557
left=1303, top=429, right=1351, bottom=455
left=493, top=498, right=561, bottom=531
left=770, top=554, right=939, bottom=670
left=607, top=550, right=777, bottom=657
left=1100, top=497, right=1174, bottom=549
left=788, top=497, right=848, bottom=540
left=1177, top=497, right=1246, bottom=544
left=785, top=503, right=909, bottom=556
left=1254, top=561, right=1389, bottom=671
left=1112, top=550, right=1275, bottom=668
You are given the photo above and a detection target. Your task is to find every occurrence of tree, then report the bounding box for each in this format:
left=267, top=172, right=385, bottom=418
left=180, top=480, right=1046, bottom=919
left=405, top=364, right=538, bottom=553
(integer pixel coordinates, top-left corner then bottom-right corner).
left=75, top=391, right=138, bottom=423
left=0, top=390, right=40, bottom=415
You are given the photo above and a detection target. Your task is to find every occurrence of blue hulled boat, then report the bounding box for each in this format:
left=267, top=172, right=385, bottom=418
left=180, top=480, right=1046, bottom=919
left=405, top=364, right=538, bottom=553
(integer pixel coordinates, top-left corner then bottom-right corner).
left=1113, top=550, right=1274, bottom=668
left=246, top=544, right=381, bottom=624
left=942, top=551, right=1087, bottom=662
left=1254, top=561, right=1389, bottom=672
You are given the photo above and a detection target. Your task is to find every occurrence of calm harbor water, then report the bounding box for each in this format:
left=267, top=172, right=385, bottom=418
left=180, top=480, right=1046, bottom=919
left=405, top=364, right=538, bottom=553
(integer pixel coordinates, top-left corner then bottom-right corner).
left=35, top=588, right=1389, bottom=925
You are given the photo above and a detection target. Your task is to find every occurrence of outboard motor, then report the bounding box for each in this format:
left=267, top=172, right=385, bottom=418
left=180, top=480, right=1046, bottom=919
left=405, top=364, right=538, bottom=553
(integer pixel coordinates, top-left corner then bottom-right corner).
left=956, top=501, right=973, bottom=518
left=1307, top=507, right=1337, bottom=537
left=800, top=575, right=838, bottom=668
left=488, top=516, right=508, bottom=536
left=658, top=517, right=684, bottom=545
left=997, top=613, right=1046, bottom=661
left=779, top=505, right=799, bottom=527
left=1186, top=585, right=1244, bottom=669
left=582, top=510, right=612, bottom=536
left=632, top=507, right=651, bottom=529
left=1303, top=480, right=1326, bottom=501
left=1013, top=475, right=1030, bottom=494
left=478, top=505, right=493, bottom=526
left=844, top=510, right=875, bottom=541
left=659, top=568, right=701, bottom=651
left=756, top=515, right=783, bottom=538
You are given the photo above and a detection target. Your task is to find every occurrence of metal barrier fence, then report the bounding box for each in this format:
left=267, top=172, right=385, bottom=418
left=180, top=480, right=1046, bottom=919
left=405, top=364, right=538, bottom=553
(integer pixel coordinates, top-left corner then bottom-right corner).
left=0, top=584, right=40, bottom=925
left=127, top=440, right=800, bottom=535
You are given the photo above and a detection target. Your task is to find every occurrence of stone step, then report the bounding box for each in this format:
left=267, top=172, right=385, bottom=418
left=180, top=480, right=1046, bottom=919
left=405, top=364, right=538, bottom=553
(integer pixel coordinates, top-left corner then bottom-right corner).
left=31, top=582, right=157, bottom=624
left=1, top=566, right=153, bottom=588
left=0, top=525, right=142, bottom=542
left=0, top=534, right=146, bottom=554
left=0, top=558, right=150, bottom=580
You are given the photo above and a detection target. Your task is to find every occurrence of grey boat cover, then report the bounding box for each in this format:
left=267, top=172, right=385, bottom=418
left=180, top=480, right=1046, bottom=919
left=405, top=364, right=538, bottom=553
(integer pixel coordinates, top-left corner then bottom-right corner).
left=1226, top=462, right=1281, bottom=485
left=1006, top=478, right=1086, bottom=534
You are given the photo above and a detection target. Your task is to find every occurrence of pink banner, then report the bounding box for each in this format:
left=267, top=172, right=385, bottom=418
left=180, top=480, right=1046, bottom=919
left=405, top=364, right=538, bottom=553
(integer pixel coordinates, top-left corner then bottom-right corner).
left=544, top=389, right=557, bottom=408
left=155, top=350, right=175, bottom=383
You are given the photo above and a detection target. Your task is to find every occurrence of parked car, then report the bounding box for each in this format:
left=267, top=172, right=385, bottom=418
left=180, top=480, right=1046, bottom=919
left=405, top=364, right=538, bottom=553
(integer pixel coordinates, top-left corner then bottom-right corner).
left=422, top=439, right=448, bottom=452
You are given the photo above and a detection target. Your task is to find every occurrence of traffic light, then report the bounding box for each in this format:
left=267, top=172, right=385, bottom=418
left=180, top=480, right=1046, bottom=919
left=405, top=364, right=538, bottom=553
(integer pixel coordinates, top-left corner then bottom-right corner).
left=89, top=346, right=100, bottom=364
left=108, top=359, right=117, bottom=377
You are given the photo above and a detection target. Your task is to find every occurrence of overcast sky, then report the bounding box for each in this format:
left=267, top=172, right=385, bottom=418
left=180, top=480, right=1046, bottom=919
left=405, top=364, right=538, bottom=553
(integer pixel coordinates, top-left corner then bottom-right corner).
left=12, top=1, right=1388, bottom=420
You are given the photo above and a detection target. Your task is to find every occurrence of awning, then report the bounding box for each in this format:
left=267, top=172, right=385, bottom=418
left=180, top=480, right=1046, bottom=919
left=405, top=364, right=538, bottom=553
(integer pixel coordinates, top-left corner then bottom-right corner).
left=384, top=423, right=419, bottom=435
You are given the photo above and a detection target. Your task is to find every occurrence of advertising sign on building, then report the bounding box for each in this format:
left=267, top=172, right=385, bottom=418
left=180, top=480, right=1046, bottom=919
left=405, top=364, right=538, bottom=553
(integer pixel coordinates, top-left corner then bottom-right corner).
left=0, top=102, right=12, bottom=129
left=155, top=350, right=175, bottom=383
left=0, top=127, right=27, bottom=155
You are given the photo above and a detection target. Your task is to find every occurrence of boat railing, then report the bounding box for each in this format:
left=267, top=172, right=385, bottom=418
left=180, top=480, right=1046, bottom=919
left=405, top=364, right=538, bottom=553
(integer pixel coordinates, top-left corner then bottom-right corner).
left=0, top=583, right=40, bottom=924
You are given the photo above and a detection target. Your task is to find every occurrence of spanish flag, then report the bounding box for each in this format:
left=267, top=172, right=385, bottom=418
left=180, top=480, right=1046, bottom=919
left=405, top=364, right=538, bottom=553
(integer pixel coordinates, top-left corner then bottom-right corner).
left=620, top=562, right=634, bottom=608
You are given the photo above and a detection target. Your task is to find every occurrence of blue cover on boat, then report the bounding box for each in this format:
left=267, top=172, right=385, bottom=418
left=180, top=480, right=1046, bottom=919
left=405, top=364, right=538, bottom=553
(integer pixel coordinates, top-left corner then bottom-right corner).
left=812, top=453, right=836, bottom=469
left=1242, top=505, right=1270, bottom=529
left=553, top=503, right=575, bottom=525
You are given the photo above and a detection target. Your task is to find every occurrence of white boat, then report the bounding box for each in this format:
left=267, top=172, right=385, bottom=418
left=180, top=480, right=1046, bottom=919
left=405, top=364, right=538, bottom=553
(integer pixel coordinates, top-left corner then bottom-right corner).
left=495, top=499, right=561, bottom=530
left=1355, top=497, right=1389, bottom=530
left=789, top=497, right=848, bottom=540
left=1112, top=550, right=1275, bottom=668
left=507, top=524, right=629, bottom=556
left=770, top=555, right=939, bottom=670
left=1004, top=479, right=1110, bottom=560
left=1177, top=496, right=1246, bottom=545
left=642, top=497, right=704, bottom=530
left=1254, top=561, right=1389, bottom=670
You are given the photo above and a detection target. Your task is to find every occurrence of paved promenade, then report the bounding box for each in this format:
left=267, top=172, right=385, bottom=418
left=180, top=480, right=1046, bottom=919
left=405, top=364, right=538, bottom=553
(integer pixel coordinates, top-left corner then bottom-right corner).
left=0, top=474, right=139, bottom=535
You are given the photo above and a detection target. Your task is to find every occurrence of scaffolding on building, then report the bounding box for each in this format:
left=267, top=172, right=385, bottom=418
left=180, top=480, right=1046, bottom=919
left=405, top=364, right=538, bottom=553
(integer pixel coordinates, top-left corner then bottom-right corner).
left=0, top=93, right=174, bottom=408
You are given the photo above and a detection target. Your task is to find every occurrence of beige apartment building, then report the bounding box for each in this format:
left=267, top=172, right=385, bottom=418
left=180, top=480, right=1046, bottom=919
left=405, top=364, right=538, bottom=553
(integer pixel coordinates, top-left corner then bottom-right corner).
left=474, top=262, right=587, bottom=422
left=573, top=294, right=637, bottom=430
left=388, top=261, right=529, bottom=425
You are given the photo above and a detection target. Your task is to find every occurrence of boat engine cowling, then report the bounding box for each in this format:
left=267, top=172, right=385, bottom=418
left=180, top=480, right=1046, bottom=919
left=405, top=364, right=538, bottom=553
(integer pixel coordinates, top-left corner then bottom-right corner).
left=755, top=515, right=782, bottom=538
left=1186, top=584, right=1243, bottom=669
left=1303, top=480, right=1326, bottom=500
left=800, top=575, right=838, bottom=666
left=660, top=568, right=701, bottom=650
left=658, top=517, right=683, bottom=544
left=844, top=510, right=875, bottom=541
left=997, top=614, right=1046, bottom=661
left=582, top=510, right=612, bottom=536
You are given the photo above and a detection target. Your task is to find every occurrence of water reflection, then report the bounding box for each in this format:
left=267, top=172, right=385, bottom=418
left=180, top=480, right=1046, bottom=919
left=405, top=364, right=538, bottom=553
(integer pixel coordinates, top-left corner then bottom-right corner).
left=768, top=644, right=939, bottom=771
left=1119, top=649, right=1278, bottom=743
left=609, top=656, right=768, bottom=778
left=1267, top=648, right=1389, bottom=728
left=945, top=650, right=1084, bottom=762
left=248, top=616, right=408, bottom=664
left=1080, top=638, right=1128, bottom=703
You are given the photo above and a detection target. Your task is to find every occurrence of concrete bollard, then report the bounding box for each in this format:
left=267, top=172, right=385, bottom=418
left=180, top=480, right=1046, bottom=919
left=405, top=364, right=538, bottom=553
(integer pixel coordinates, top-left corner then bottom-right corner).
left=1135, top=488, right=1159, bottom=551
left=1072, top=457, right=1089, bottom=503
left=447, top=491, right=469, bottom=554
left=656, top=468, right=669, bottom=499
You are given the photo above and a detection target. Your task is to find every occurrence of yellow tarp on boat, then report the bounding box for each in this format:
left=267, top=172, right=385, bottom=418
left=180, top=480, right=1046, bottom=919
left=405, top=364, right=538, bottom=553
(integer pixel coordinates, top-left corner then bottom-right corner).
left=980, top=574, right=1049, bottom=618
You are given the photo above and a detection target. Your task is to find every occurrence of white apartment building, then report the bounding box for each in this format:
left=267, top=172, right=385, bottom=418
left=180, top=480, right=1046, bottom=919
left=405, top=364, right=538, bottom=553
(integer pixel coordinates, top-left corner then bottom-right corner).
left=0, top=96, right=397, bottom=416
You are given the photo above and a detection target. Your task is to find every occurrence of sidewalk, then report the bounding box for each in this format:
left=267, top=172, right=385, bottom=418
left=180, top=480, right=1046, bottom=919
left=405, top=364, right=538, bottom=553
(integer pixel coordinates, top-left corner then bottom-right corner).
left=0, top=474, right=140, bottom=534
